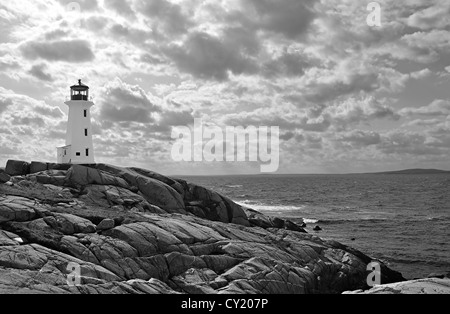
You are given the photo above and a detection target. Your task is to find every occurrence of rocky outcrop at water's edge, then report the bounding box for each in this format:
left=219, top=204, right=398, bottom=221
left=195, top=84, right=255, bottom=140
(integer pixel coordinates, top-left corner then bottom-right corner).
left=0, top=160, right=407, bottom=294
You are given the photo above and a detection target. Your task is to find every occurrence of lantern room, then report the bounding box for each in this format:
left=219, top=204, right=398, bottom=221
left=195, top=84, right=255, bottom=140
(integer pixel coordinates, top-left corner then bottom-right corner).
left=70, top=79, right=89, bottom=101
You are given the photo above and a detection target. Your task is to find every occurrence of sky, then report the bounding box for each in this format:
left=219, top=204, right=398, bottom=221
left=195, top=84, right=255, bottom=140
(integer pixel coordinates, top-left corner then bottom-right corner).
left=0, top=0, right=450, bottom=175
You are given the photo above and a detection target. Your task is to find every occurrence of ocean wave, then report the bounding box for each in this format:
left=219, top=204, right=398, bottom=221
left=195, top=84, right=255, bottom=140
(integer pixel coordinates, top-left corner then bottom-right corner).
left=303, top=218, right=319, bottom=224
left=237, top=194, right=253, bottom=199
left=236, top=200, right=306, bottom=212
left=314, top=218, right=392, bottom=225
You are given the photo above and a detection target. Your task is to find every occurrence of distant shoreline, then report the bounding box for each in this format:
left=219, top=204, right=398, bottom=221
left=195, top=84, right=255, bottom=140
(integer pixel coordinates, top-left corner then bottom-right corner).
left=177, top=169, right=450, bottom=177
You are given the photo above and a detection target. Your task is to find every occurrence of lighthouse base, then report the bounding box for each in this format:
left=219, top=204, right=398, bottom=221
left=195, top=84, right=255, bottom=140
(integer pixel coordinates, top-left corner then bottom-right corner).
left=57, top=145, right=72, bottom=164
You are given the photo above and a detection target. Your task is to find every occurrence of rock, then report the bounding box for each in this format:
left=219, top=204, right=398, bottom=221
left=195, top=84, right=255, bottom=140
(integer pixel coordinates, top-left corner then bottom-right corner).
left=66, top=165, right=130, bottom=190
left=0, top=230, right=24, bottom=246
left=313, top=226, right=322, bottom=231
left=5, top=160, right=30, bottom=176
left=165, top=252, right=207, bottom=277
left=0, top=161, right=408, bottom=295
left=344, top=278, right=450, bottom=294
left=103, top=222, right=191, bottom=257
left=0, top=172, right=10, bottom=184
left=187, top=184, right=250, bottom=227
left=428, top=272, right=450, bottom=279
left=271, top=217, right=285, bottom=229
left=47, top=163, right=72, bottom=171
left=18, top=180, right=33, bottom=188
left=71, top=165, right=185, bottom=214
left=30, top=162, right=48, bottom=174
left=44, top=213, right=96, bottom=235
left=97, top=219, right=115, bottom=231
left=0, top=196, right=36, bottom=223
left=285, top=220, right=307, bottom=233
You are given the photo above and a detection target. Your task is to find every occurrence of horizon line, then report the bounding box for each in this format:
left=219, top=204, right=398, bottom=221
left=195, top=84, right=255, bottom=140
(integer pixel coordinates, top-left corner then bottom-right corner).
left=172, top=168, right=450, bottom=177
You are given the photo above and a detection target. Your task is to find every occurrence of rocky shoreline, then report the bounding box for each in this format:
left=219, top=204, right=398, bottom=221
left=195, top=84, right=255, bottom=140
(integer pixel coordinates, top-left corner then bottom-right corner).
left=0, top=160, right=446, bottom=294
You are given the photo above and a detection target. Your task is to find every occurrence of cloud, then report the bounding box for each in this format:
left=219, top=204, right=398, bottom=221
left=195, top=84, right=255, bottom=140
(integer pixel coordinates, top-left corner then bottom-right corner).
left=339, top=130, right=381, bottom=147
left=262, top=50, right=311, bottom=78
left=101, top=106, right=154, bottom=123
left=400, top=99, right=450, bottom=117
left=0, top=97, right=13, bottom=114
left=409, top=68, right=432, bottom=80
left=165, top=32, right=258, bottom=81
left=0, top=56, right=19, bottom=70
left=99, top=79, right=160, bottom=123
left=0, top=145, right=20, bottom=155
left=21, top=40, right=95, bottom=63
left=57, top=0, right=98, bottom=11
left=34, top=105, right=63, bottom=118
left=136, top=0, right=193, bottom=36
left=378, top=131, right=443, bottom=156
left=242, top=0, right=316, bottom=39
left=304, top=72, right=380, bottom=103
left=328, top=97, right=400, bottom=128
left=106, top=0, right=135, bottom=18
left=28, top=64, right=54, bottom=82
left=406, top=1, right=450, bottom=30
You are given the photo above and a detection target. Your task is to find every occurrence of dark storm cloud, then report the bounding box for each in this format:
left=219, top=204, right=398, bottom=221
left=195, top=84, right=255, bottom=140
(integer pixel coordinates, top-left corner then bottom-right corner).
left=241, top=0, right=316, bottom=39
left=165, top=32, right=258, bottom=81
left=109, top=23, right=151, bottom=45
left=99, top=79, right=160, bottom=123
left=106, top=0, right=136, bottom=18
left=101, top=106, right=154, bottom=123
left=21, top=40, right=95, bottom=63
left=44, top=29, right=69, bottom=41
left=28, top=64, right=54, bottom=82
left=153, top=109, right=195, bottom=132
left=262, top=51, right=311, bottom=78
left=136, top=0, right=193, bottom=36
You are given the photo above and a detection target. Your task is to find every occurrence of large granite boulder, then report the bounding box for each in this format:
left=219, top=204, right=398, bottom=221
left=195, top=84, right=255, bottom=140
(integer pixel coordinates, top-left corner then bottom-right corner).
left=30, top=161, right=48, bottom=174
left=82, top=164, right=186, bottom=214
left=0, top=196, right=36, bottom=223
left=5, top=160, right=30, bottom=176
left=0, top=172, right=10, bottom=184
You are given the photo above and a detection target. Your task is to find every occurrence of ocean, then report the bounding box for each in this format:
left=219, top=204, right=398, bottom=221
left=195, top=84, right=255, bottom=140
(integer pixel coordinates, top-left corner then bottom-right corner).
left=180, top=173, right=450, bottom=280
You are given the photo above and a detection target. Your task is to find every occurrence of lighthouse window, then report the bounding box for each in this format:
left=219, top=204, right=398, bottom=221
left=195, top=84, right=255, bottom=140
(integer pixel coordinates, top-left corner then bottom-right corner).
left=86, top=149, right=89, bottom=157
left=85, top=129, right=88, bottom=136
left=84, top=110, right=87, bottom=117
left=76, top=152, right=81, bottom=156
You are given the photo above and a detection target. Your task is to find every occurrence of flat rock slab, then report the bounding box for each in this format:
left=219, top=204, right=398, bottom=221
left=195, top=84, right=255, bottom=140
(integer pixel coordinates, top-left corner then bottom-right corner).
left=345, top=278, right=450, bottom=294
left=0, top=231, right=24, bottom=246
left=0, top=196, right=36, bottom=223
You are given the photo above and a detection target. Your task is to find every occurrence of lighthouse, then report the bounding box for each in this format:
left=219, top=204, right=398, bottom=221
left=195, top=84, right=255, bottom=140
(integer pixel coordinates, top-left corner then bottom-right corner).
left=57, top=80, right=95, bottom=164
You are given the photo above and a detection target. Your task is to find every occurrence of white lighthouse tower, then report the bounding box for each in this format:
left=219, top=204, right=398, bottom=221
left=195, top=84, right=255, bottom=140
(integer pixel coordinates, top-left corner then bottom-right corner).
left=57, top=80, right=95, bottom=164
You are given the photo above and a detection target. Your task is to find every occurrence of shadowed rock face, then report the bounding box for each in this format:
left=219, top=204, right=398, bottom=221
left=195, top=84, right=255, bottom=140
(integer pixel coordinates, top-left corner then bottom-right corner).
left=0, top=161, right=405, bottom=294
